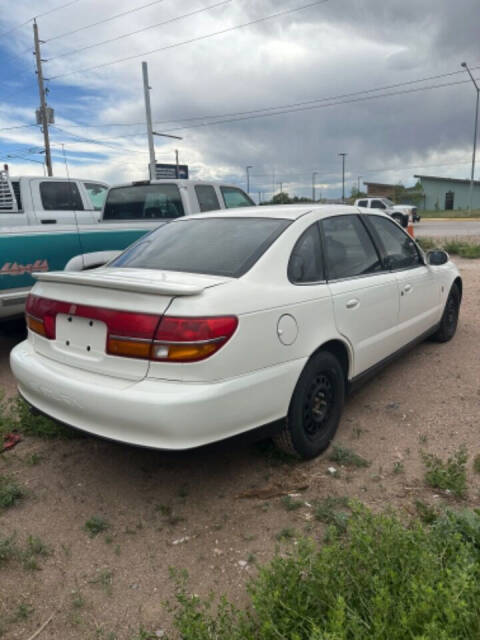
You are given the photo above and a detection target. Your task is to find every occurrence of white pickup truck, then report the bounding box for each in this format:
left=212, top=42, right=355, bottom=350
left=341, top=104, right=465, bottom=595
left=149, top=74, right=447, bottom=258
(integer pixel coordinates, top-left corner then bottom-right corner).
left=0, top=173, right=255, bottom=319
left=354, top=197, right=420, bottom=227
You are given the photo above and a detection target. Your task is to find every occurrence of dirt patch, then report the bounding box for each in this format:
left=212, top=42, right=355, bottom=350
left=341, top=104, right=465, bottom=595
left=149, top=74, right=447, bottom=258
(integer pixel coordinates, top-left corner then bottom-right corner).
left=1, top=259, right=480, bottom=639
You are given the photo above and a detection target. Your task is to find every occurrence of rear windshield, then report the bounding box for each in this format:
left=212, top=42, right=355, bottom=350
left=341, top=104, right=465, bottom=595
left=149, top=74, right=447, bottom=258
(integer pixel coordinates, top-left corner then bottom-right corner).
left=111, top=217, right=291, bottom=278
left=103, top=184, right=184, bottom=220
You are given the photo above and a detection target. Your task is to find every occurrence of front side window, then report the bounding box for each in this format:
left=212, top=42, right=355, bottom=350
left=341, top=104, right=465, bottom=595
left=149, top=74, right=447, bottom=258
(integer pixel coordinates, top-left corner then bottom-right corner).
left=220, top=186, right=255, bottom=209
left=322, top=215, right=382, bottom=280
left=195, top=185, right=220, bottom=212
left=103, top=184, right=184, bottom=220
left=288, top=224, right=324, bottom=283
left=111, top=217, right=291, bottom=278
left=83, top=182, right=108, bottom=210
left=371, top=199, right=386, bottom=210
left=40, top=181, right=84, bottom=211
left=357, top=199, right=367, bottom=207
left=367, top=215, right=421, bottom=270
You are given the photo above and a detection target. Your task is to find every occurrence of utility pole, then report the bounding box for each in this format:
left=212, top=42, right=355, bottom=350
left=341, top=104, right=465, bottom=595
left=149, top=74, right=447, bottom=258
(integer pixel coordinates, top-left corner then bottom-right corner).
left=175, top=149, right=179, bottom=178
left=142, top=61, right=156, bottom=179
left=258, top=191, right=262, bottom=204
left=461, top=62, right=479, bottom=212
left=33, top=20, right=53, bottom=176
left=357, top=175, right=362, bottom=195
left=279, top=181, right=283, bottom=194
left=338, top=153, right=347, bottom=202
left=142, top=62, right=183, bottom=180
left=312, top=171, right=318, bottom=202
left=246, top=165, right=252, bottom=193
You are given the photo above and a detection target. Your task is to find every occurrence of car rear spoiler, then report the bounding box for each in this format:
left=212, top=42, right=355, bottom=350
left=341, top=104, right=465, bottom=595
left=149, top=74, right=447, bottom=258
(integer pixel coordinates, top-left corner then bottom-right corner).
left=33, top=270, right=206, bottom=296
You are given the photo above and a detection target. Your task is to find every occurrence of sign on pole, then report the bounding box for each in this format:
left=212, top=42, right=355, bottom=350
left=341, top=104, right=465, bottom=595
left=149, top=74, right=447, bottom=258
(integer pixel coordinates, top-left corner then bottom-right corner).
left=151, top=163, right=189, bottom=179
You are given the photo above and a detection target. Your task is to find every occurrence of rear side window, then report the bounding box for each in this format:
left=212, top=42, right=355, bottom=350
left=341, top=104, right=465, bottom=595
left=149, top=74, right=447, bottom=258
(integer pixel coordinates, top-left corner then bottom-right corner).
left=103, top=184, right=184, bottom=220
left=111, top=217, right=290, bottom=278
left=220, top=186, right=255, bottom=209
left=40, top=181, right=84, bottom=211
left=288, top=223, right=324, bottom=283
left=322, top=215, right=382, bottom=280
left=367, top=215, right=421, bottom=270
left=83, top=182, right=108, bottom=210
left=195, top=185, right=220, bottom=212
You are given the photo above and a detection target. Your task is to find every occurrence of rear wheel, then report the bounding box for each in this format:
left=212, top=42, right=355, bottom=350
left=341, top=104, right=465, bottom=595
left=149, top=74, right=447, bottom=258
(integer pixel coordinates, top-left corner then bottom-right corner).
left=431, top=283, right=460, bottom=343
left=273, top=351, right=345, bottom=459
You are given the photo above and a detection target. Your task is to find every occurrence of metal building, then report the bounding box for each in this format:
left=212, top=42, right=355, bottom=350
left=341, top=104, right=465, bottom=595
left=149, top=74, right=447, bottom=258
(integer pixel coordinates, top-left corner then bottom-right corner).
left=414, top=175, right=480, bottom=211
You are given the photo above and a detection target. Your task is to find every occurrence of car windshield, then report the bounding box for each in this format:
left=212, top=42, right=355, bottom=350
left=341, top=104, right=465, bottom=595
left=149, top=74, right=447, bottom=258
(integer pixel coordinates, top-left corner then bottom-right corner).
left=110, top=217, right=291, bottom=278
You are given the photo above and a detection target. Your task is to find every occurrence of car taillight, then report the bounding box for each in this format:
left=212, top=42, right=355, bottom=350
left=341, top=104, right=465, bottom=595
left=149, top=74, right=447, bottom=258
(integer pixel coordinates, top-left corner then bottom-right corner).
left=151, top=316, right=238, bottom=362
left=26, top=295, right=237, bottom=363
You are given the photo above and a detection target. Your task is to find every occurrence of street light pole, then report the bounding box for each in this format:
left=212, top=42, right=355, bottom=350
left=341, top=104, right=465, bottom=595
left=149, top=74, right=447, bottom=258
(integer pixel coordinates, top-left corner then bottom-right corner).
left=246, top=165, right=252, bottom=193
left=461, top=62, right=480, bottom=212
left=312, top=171, right=318, bottom=202
left=338, top=153, right=347, bottom=202
left=357, top=175, right=362, bottom=195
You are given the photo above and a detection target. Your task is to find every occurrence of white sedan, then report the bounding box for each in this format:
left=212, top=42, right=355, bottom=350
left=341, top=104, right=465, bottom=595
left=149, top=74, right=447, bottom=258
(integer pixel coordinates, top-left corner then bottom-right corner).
left=10, top=205, right=461, bottom=459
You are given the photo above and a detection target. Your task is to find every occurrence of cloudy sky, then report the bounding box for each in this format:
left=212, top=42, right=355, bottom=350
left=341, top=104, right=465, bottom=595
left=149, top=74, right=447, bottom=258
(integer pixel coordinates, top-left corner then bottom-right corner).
left=0, top=0, right=479, bottom=200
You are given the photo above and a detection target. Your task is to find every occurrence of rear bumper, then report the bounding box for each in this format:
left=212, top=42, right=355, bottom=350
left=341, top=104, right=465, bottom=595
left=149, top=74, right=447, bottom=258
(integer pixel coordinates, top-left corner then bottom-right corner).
left=10, top=340, right=304, bottom=450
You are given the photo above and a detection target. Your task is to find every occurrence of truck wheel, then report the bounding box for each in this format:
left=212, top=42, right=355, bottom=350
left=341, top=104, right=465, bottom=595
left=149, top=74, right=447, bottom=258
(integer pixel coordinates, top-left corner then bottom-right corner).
left=273, top=351, right=345, bottom=459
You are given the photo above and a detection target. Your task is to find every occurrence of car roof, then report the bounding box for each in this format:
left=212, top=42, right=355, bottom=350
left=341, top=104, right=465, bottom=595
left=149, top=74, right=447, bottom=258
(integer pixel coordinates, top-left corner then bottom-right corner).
left=182, top=204, right=364, bottom=221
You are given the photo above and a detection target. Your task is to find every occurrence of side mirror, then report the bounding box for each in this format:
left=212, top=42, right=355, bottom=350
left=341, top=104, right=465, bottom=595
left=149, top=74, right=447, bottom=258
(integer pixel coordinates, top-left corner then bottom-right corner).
left=426, top=249, right=449, bottom=266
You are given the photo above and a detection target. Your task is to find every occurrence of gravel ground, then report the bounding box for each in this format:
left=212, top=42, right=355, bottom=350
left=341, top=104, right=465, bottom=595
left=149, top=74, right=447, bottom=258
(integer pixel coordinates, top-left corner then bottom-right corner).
left=0, top=258, right=479, bottom=639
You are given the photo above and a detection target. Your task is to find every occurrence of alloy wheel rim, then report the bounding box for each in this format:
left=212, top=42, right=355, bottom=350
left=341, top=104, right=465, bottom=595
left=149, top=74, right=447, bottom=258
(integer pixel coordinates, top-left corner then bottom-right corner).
left=303, top=373, right=334, bottom=438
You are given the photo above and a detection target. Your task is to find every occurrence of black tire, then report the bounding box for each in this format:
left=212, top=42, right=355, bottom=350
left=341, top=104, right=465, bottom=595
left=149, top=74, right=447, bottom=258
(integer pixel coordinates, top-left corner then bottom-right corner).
left=431, top=283, right=460, bottom=343
left=273, top=351, right=345, bottom=459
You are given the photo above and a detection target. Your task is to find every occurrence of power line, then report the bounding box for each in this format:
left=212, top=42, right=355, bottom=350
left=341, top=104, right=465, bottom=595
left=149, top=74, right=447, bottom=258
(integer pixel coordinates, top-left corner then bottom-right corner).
left=47, top=0, right=233, bottom=61
left=0, top=124, right=38, bottom=132
left=35, top=0, right=83, bottom=20
left=45, top=0, right=170, bottom=42
left=48, top=0, right=330, bottom=80
left=157, top=76, right=480, bottom=132
left=50, top=125, right=150, bottom=155
left=47, top=62, right=480, bottom=130
left=0, top=0, right=83, bottom=39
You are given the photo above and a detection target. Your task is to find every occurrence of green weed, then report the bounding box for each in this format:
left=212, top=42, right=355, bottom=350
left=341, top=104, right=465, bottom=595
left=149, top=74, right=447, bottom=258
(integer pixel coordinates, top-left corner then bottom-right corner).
left=168, top=505, right=480, bottom=639
left=328, top=445, right=370, bottom=468
left=84, top=516, right=109, bottom=537
left=422, top=446, right=468, bottom=498
left=281, top=495, right=303, bottom=511
left=0, top=476, right=24, bottom=509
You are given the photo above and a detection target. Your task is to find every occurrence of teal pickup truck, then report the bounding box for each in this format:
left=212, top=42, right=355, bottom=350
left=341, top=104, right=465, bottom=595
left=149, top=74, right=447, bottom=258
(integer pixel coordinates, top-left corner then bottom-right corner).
left=0, top=171, right=255, bottom=319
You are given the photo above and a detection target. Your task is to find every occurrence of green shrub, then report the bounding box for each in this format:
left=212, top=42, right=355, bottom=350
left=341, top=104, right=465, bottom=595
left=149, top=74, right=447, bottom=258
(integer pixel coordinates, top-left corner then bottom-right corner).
left=168, top=506, right=480, bottom=639
left=0, top=393, right=79, bottom=440
left=422, top=446, right=468, bottom=497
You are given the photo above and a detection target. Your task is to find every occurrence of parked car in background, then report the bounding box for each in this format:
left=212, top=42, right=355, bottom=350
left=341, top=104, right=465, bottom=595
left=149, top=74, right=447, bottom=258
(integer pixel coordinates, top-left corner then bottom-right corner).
left=354, top=197, right=420, bottom=226
left=11, top=205, right=461, bottom=459
left=0, top=170, right=254, bottom=319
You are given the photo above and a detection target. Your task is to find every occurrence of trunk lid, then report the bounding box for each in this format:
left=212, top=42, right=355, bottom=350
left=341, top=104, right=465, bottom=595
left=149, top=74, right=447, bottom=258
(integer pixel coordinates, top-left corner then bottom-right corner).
left=29, top=268, right=229, bottom=381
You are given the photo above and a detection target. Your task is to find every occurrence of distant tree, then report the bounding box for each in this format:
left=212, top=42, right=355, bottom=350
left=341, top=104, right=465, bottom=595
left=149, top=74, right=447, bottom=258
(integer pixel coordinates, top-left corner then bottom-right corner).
left=263, top=192, right=313, bottom=205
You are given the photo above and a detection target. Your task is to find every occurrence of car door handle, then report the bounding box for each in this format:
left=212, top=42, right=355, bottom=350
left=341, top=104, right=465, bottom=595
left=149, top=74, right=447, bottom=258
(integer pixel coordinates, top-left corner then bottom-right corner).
left=41, top=219, right=57, bottom=224
left=404, top=284, right=412, bottom=293
left=346, top=298, right=360, bottom=309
